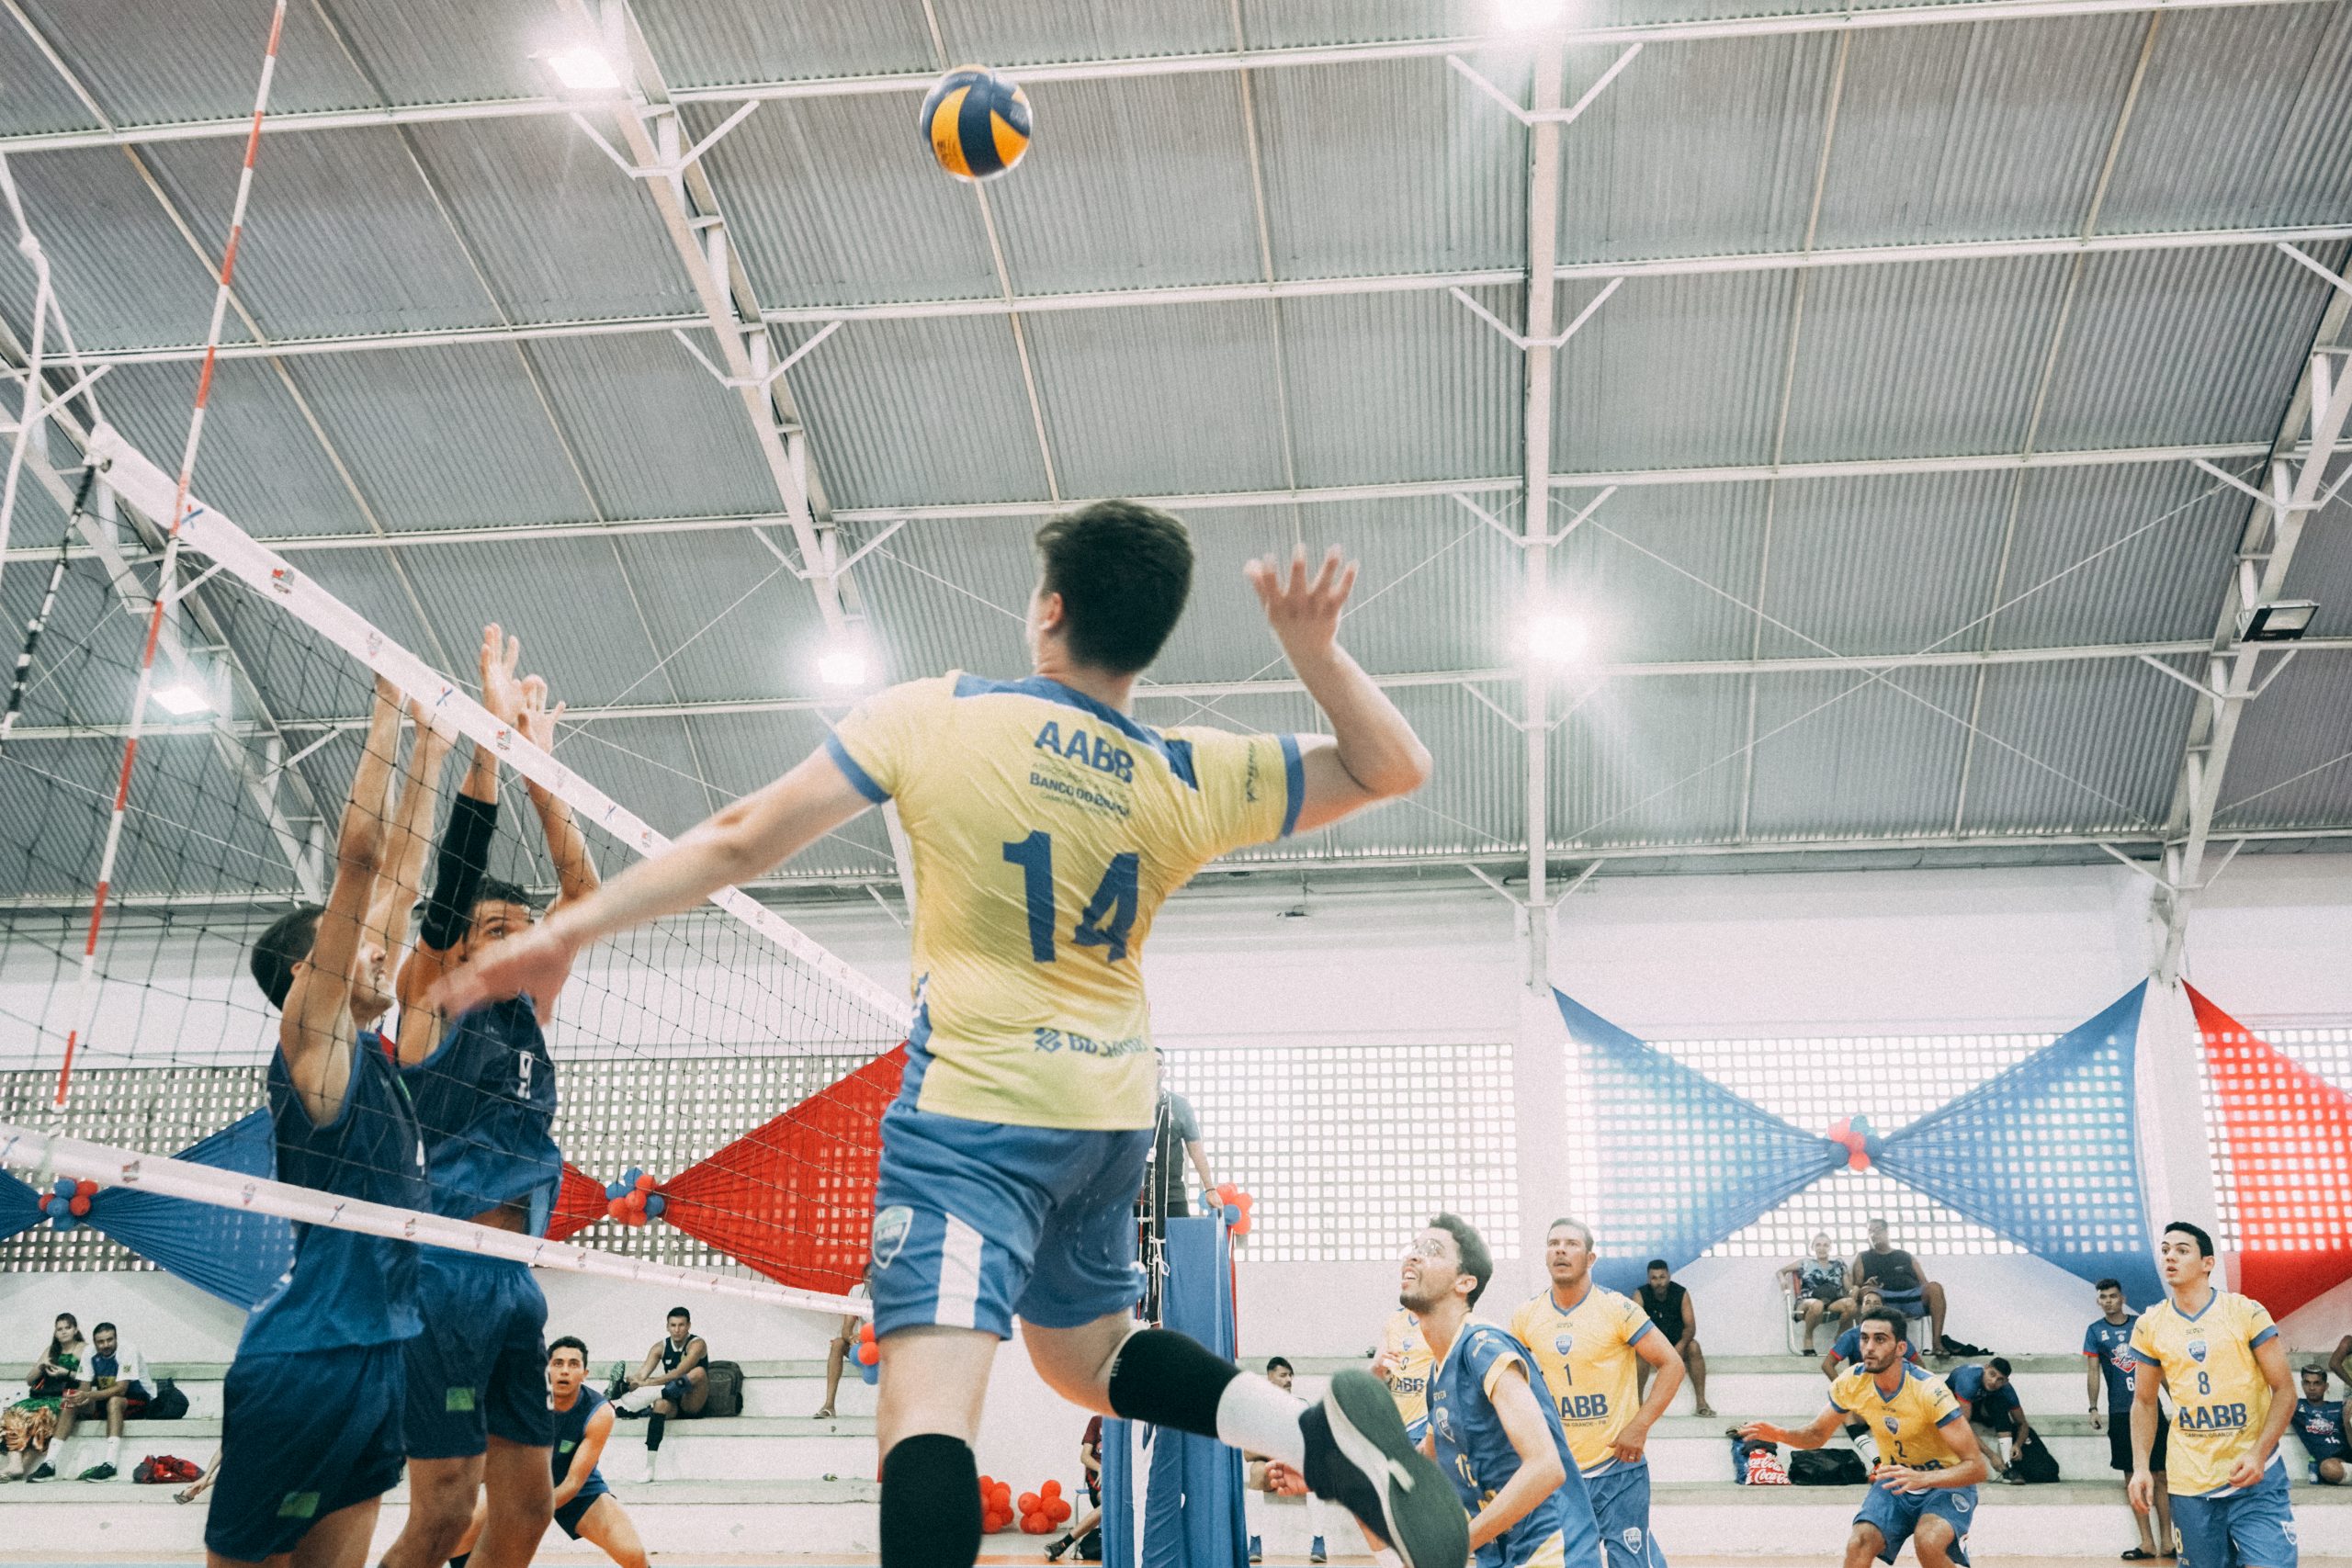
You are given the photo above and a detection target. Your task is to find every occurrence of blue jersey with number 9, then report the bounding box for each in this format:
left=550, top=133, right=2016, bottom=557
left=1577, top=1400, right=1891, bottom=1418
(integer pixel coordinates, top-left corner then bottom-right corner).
left=827, top=673, right=1303, bottom=1131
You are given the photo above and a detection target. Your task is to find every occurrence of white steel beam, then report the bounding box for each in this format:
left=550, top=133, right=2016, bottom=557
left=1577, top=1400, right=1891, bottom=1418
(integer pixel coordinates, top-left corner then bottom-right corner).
left=1519, top=40, right=1566, bottom=993
left=0, top=0, right=2330, bottom=157
left=52, top=224, right=2352, bottom=372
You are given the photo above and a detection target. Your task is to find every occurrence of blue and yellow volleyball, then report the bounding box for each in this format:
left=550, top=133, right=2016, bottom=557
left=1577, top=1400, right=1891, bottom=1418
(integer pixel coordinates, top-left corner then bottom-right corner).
left=919, top=66, right=1032, bottom=180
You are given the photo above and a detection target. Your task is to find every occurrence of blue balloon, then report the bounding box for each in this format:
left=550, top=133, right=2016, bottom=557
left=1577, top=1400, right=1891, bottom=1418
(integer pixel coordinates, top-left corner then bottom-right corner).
left=52, top=1177, right=74, bottom=1196
left=644, top=1193, right=666, bottom=1218
left=623, top=1167, right=642, bottom=1186
left=605, top=1181, right=626, bottom=1200
left=50, top=1213, right=74, bottom=1230
left=1223, top=1203, right=1242, bottom=1226
left=858, top=1356, right=879, bottom=1385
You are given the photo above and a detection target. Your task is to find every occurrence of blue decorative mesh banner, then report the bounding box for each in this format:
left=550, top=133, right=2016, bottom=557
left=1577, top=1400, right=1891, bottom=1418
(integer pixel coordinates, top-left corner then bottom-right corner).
left=1873, top=985, right=2158, bottom=1305
left=1555, top=990, right=1844, bottom=1294
left=87, top=1110, right=294, bottom=1307
left=0, top=1171, right=41, bottom=1242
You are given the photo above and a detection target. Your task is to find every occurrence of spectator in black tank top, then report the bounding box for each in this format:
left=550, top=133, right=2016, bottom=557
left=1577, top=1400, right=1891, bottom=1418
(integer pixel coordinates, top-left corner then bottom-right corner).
left=1636, top=1260, right=1714, bottom=1418
left=607, top=1309, right=707, bottom=1482
left=1850, top=1219, right=1954, bottom=1359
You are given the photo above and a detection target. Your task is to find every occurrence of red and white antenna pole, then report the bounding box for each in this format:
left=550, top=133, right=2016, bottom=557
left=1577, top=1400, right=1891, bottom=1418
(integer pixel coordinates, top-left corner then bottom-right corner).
left=53, top=1, right=289, bottom=1110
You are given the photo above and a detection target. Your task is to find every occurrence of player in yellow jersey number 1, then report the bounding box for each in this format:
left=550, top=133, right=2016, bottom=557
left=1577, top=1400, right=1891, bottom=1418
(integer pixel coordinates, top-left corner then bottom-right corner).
left=2128, top=1222, right=2299, bottom=1568
left=439, top=504, right=1464, bottom=1568
left=1739, top=1309, right=1988, bottom=1568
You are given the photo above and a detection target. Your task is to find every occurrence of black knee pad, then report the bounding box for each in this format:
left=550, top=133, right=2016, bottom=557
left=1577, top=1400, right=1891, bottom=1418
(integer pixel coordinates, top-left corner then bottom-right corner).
left=1105, top=1328, right=1238, bottom=1438
left=881, top=1435, right=981, bottom=1568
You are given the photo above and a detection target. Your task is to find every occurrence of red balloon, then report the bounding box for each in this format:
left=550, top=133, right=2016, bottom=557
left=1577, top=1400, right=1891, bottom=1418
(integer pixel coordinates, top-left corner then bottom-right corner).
left=635, top=1172, right=656, bottom=1191
left=68, top=1195, right=91, bottom=1216
left=1827, top=1117, right=1851, bottom=1144
left=856, top=1342, right=879, bottom=1366
left=1018, top=1492, right=1040, bottom=1514
left=1048, top=1498, right=1072, bottom=1522
left=74, top=1179, right=96, bottom=1198
left=1846, top=1145, right=1871, bottom=1171
left=1041, top=1478, right=1061, bottom=1497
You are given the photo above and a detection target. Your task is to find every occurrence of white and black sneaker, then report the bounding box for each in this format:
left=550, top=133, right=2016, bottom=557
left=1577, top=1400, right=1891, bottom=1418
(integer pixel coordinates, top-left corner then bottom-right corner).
left=1302, top=1371, right=1466, bottom=1568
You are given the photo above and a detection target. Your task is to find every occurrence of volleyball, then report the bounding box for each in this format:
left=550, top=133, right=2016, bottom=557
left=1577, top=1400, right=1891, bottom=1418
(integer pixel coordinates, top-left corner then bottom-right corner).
left=918, top=65, right=1032, bottom=180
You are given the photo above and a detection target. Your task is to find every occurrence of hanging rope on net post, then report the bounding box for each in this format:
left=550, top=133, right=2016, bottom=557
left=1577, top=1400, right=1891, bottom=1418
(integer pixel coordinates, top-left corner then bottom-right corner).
left=51, top=2, right=290, bottom=1111
left=0, top=1121, right=870, bottom=1319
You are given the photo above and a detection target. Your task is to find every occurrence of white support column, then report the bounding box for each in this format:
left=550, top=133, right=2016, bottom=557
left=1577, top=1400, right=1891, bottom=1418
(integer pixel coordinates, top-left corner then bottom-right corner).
left=1512, top=981, right=1571, bottom=1292
left=1520, top=38, right=1566, bottom=995
left=2134, top=980, right=2228, bottom=1289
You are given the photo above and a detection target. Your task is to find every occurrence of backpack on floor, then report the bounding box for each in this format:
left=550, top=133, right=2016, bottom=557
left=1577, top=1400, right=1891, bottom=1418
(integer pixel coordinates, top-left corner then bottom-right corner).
left=144, top=1379, right=189, bottom=1421
left=1789, top=1448, right=1870, bottom=1485
left=133, top=1454, right=202, bottom=1484
left=700, top=1359, right=743, bottom=1418
left=2008, top=1429, right=2062, bottom=1483
left=1076, top=1527, right=1102, bottom=1561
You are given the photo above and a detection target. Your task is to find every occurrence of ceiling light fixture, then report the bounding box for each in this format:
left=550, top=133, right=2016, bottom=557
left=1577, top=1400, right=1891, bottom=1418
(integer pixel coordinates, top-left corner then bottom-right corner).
left=151, top=682, right=212, bottom=716
left=817, top=647, right=869, bottom=688
left=546, top=45, right=624, bottom=93
left=2238, top=599, right=2319, bottom=643
left=1496, top=0, right=1570, bottom=31
left=1526, top=613, right=1589, bottom=663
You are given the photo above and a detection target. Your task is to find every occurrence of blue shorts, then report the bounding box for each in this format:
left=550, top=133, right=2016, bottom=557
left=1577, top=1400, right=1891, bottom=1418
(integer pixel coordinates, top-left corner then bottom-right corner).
left=1588, top=1462, right=1666, bottom=1568
left=403, top=1251, right=554, bottom=1458
left=2172, top=1460, right=2298, bottom=1568
left=869, top=1100, right=1153, bottom=1338
left=555, top=1477, right=614, bottom=1539
left=1407, top=1416, right=1430, bottom=1446
left=1855, top=1480, right=1976, bottom=1566
left=207, top=1342, right=407, bottom=1562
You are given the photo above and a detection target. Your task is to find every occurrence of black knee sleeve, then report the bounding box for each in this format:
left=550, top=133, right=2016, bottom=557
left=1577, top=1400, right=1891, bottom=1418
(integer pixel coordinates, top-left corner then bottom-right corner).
left=881, top=1434, right=982, bottom=1568
left=646, top=1412, right=667, bottom=1451
left=1105, top=1327, right=1239, bottom=1438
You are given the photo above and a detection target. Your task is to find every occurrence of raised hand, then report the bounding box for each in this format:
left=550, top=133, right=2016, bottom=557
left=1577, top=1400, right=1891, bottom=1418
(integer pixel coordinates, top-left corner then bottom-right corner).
left=516, top=673, right=565, bottom=754
left=478, top=623, right=526, bottom=726
left=1245, top=545, right=1358, bottom=661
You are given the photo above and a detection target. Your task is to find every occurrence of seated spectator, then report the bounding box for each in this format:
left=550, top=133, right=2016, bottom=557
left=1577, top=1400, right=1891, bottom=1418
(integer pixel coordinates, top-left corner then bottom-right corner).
left=1046, top=1414, right=1106, bottom=1562
left=1777, top=1233, right=1856, bottom=1355
left=1850, top=1218, right=1953, bottom=1359
left=1950, top=1358, right=2031, bottom=1483
left=3, top=1313, right=85, bottom=1482
left=1241, top=1359, right=1330, bottom=1564
left=814, top=1269, right=871, bottom=1419
left=608, top=1306, right=707, bottom=1483
left=2295, top=1364, right=2346, bottom=1485
left=1637, top=1259, right=1713, bottom=1417
left=56, top=1320, right=148, bottom=1480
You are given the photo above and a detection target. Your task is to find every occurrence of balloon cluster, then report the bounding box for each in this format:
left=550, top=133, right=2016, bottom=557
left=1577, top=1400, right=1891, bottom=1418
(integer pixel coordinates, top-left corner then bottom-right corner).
left=978, top=1474, right=1017, bottom=1533
left=603, top=1168, right=666, bottom=1225
left=1826, top=1116, right=1880, bottom=1172
left=854, top=1320, right=879, bottom=1385
left=1202, top=1182, right=1253, bottom=1238
left=1018, top=1478, right=1074, bottom=1534
left=40, top=1178, right=96, bottom=1230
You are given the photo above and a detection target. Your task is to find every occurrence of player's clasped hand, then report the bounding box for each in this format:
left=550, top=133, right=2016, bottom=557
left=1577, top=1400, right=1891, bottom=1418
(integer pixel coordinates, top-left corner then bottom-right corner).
left=1873, top=1464, right=1935, bottom=1495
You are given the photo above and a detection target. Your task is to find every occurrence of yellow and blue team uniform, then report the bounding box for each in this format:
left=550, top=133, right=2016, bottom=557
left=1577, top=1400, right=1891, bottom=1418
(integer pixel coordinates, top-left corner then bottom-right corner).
left=401, top=994, right=563, bottom=1459
left=1827, top=1363, right=1979, bottom=1566
left=1510, top=1285, right=1665, bottom=1568
left=2128, top=1290, right=2296, bottom=1568
left=826, top=674, right=1302, bottom=1336
left=1383, top=1309, right=1434, bottom=1443
left=208, top=1032, right=426, bottom=1562
left=1428, top=1322, right=1604, bottom=1568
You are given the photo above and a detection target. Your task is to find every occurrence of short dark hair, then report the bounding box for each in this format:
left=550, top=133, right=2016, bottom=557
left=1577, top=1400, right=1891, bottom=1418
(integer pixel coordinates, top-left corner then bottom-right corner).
left=472, top=878, right=537, bottom=918
left=2094, top=1277, right=2121, bottom=1293
left=93, top=1321, right=116, bottom=1338
left=667, top=1306, right=692, bottom=1323
left=2165, top=1221, right=2215, bottom=1258
left=549, top=1335, right=588, bottom=1362
left=1265, top=1357, right=1293, bottom=1374
left=1430, top=1213, right=1494, bottom=1307
left=1547, top=1217, right=1594, bottom=1249
left=1645, top=1258, right=1670, bottom=1273
left=250, top=903, right=324, bottom=1009
left=1988, top=1357, right=2011, bottom=1376
left=1859, top=1306, right=1905, bottom=1340
left=1033, top=502, right=1194, bottom=674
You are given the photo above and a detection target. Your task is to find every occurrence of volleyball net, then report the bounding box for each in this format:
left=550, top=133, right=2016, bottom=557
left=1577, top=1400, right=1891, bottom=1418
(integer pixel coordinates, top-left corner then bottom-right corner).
left=0, top=425, right=906, bottom=1316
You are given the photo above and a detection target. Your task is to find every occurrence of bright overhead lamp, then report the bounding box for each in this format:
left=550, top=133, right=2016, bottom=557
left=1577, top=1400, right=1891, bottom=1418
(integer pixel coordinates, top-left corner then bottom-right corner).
left=2238, top=599, right=2320, bottom=643
left=150, top=682, right=212, bottom=716
left=817, top=646, right=870, bottom=689
left=1526, top=613, right=1589, bottom=663
left=1497, top=0, right=1570, bottom=30
left=545, top=45, right=624, bottom=93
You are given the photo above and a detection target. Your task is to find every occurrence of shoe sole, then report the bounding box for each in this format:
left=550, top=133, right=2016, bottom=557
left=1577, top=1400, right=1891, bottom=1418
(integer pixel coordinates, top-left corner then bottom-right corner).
left=1322, top=1371, right=1467, bottom=1568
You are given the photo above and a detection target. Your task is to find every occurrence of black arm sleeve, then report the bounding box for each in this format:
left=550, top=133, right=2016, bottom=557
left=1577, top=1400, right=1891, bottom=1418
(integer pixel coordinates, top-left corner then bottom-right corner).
left=418, top=792, right=496, bottom=951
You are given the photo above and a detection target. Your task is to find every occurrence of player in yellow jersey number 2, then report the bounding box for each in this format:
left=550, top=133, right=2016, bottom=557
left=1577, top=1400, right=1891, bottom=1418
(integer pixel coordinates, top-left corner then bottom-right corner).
left=439, top=503, right=1463, bottom=1568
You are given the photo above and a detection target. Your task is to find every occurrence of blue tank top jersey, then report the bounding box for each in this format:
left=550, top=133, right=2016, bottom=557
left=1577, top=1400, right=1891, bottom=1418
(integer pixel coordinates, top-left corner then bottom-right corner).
left=243, top=1030, right=426, bottom=1354
left=402, top=995, right=561, bottom=1233
left=1429, top=1322, right=1600, bottom=1568
left=551, top=1385, right=609, bottom=1486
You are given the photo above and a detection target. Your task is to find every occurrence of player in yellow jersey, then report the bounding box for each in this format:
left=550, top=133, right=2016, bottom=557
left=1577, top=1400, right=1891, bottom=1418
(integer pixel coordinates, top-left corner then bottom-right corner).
left=1374, top=1309, right=1434, bottom=1444
left=1740, top=1308, right=1987, bottom=1568
left=1510, top=1221, right=1684, bottom=1568
left=2128, top=1222, right=2298, bottom=1568
left=442, top=503, right=1463, bottom=1568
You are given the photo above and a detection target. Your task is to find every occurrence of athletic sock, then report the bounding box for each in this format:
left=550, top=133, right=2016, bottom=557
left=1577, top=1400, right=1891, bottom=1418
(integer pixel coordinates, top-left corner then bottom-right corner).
left=615, top=1384, right=661, bottom=1413
left=1106, top=1328, right=1308, bottom=1467
left=105, top=1437, right=119, bottom=1466
left=880, top=1434, right=981, bottom=1568
left=645, top=1412, right=667, bottom=1452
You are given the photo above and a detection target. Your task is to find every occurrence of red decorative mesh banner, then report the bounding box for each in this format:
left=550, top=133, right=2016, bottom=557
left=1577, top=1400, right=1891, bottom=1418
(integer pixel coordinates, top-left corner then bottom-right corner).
left=547, top=1161, right=613, bottom=1244
left=660, top=1046, right=907, bottom=1296
left=2189, top=984, right=2352, bottom=1319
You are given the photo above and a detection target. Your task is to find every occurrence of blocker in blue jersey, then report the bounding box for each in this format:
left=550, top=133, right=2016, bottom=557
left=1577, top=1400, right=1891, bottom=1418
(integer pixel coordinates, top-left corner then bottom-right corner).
left=442, top=506, right=1452, bottom=1568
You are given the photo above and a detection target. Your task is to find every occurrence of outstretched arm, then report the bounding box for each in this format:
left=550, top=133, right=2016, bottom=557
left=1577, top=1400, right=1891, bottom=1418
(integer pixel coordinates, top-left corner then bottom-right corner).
left=280, top=679, right=402, bottom=1123
left=516, top=675, right=598, bottom=910
left=1246, top=547, right=1431, bottom=835
left=1739, top=1404, right=1848, bottom=1451
left=371, top=701, right=454, bottom=964
left=554, top=1403, right=614, bottom=1509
